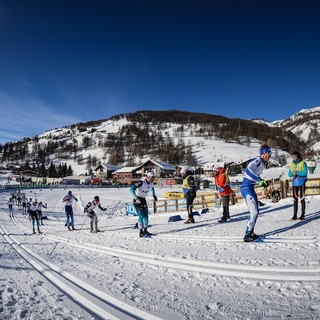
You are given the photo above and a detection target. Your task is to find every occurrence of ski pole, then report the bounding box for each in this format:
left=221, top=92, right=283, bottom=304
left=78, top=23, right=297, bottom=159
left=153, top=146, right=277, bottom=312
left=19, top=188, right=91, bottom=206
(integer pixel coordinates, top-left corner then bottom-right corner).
left=57, top=205, right=65, bottom=220
left=47, top=242, right=58, bottom=260
left=79, top=214, right=88, bottom=231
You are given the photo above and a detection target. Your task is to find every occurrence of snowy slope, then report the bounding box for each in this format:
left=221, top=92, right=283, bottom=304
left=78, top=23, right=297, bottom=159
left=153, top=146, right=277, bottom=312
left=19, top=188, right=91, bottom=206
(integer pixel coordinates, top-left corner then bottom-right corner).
left=33, top=118, right=291, bottom=176
left=1, top=185, right=320, bottom=320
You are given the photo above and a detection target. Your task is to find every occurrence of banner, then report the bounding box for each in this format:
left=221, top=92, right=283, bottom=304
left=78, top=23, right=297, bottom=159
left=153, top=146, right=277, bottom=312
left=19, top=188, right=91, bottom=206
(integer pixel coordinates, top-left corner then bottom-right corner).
left=125, top=203, right=138, bottom=216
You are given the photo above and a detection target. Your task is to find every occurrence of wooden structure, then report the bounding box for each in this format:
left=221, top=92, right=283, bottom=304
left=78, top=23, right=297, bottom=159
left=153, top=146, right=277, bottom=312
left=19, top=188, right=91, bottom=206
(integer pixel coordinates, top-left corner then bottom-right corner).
left=151, top=178, right=320, bottom=214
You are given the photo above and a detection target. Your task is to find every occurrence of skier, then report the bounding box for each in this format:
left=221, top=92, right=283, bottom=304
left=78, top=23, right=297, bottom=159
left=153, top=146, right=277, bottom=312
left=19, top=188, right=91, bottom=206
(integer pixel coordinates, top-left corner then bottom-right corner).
left=180, top=166, right=197, bottom=224
left=7, top=197, right=14, bottom=217
left=130, top=171, right=158, bottom=237
left=28, top=199, right=42, bottom=234
left=212, top=165, right=233, bottom=222
left=21, top=194, right=28, bottom=214
left=84, top=196, right=107, bottom=233
left=62, top=190, right=78, bottom=231
left=16, top=190, right=22, bottom=208
left=240, top=144, right=271, bottom=242
left=288, top=151, right=308, bottom=220
left=37, top=201, right=47, bottom=225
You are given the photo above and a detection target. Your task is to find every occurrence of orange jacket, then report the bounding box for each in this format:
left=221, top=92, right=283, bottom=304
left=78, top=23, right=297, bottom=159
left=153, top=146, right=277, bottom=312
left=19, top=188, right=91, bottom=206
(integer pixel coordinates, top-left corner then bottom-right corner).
left=214, top=167, right=232, bottom=196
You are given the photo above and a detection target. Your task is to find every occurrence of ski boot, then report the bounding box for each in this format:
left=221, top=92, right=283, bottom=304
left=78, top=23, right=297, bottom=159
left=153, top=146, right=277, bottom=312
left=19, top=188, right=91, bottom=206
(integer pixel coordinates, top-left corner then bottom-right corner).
left=139, top=229, right=145, bottom=237
left=243, top=230, right=260, bottom=242
left=143, top=228, right=152, bottom=237
left=184, top=216, right=195, bottom=224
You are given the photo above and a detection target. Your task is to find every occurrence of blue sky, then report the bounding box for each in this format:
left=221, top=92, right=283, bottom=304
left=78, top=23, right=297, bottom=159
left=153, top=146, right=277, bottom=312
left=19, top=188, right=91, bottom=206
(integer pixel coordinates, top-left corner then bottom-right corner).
left=1, top=0, right=320, bottom=144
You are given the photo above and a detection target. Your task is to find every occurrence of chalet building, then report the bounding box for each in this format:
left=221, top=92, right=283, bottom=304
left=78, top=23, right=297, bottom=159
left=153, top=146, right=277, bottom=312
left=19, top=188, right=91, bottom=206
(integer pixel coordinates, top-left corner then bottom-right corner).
left=137, top=159, right=176, bottom=178
left=112, top=166, right=141, bottom=185
left=94, top=163, right=121, bottom=179
left=20, top=170, right=38, bottom=177
left=112, top=159, right=176, bottom=184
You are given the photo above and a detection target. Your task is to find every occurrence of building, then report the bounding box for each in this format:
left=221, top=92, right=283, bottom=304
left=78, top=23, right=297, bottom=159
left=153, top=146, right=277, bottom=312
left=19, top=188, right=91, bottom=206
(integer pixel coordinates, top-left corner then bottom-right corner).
left=112, top=159, right=177, bottom=184
left=94, top=163, right=121, bottom=180
left=61, top=175, right=91, bottom=185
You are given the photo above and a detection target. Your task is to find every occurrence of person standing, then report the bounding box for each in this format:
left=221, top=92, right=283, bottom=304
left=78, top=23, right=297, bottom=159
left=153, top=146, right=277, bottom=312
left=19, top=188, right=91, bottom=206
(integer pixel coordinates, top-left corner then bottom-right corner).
left=84, top=196, right=107, bottom=233
left=288, top=151, right=308, bottom=220
left=212, top=165, right=233, bottom=222
left=62, top=190, right=78, bottom=231
left=28, top=199, right=41, bottom=234
left=130, top=171, right=158, bottom=237
left=240, top=144, right=271, bottom=242
left=180, top=166, right=197, bottom=224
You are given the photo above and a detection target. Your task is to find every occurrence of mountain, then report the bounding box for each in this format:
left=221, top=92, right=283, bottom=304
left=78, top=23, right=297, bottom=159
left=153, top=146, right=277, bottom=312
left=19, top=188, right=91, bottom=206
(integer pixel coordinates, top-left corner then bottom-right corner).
left=0, top=108, right=318, bottom=176
left=272, top=106, right=320, bottom=153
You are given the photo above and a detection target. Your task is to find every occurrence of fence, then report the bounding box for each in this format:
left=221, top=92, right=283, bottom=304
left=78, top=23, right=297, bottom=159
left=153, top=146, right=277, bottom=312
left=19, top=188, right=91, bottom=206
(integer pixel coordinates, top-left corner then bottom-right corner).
left=152, top=178, right=320, bottom=214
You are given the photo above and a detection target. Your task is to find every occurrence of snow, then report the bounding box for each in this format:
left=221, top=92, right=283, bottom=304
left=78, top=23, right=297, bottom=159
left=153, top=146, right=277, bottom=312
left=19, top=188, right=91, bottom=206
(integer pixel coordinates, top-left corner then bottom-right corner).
left=1, top=184, right=320, bottom=320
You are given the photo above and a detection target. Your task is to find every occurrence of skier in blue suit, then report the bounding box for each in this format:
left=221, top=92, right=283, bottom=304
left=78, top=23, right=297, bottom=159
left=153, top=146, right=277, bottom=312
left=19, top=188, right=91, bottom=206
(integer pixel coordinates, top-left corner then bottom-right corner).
left=130, top=171, right=158, bottom=237
left=240, top=144, right=272, bottom=242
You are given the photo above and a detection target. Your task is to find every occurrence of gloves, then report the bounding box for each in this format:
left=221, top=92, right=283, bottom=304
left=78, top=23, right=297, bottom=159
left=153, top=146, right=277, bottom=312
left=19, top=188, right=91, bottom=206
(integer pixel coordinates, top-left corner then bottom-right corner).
left=218, top=187, right=224, bottom=193
left=153, top=195, right=158, bottom=201
left=259, top=179, right=268, bottom=188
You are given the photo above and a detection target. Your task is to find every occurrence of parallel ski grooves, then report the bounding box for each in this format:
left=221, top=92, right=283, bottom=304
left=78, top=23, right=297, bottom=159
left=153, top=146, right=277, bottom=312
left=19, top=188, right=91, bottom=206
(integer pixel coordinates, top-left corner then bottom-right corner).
left=46, top=234, right=320, bottom=282
left=0, top=224, right=163, bottom=320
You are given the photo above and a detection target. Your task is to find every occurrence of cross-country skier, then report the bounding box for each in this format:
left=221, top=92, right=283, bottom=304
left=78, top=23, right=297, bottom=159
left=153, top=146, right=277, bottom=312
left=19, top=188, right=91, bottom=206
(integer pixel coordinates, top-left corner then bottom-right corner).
left=21, top=194, right=28, bottom=214
left=180, top=166, right=197, bottom=224
left=84, top=196, right=107, bottom=233
left=7, top=197, right=14, bottom=217
left=130, top=171, right=158, bottom=237
left=240, top=144, right=272, bottom=242
left=37, top=201, right=47, bottom=225
left=16, top=190, right=22, bottom=208
left=288, top=151, right=308, bottom=220
left=28, top=199, right=42, bottom=234
left=62, top=191, right=78, bottom=231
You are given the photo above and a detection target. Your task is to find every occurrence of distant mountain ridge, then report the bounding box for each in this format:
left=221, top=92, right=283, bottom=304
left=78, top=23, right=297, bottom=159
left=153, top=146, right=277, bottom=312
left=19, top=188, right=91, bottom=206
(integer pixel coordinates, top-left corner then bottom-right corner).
left=0, top=108, right=319, bottom=176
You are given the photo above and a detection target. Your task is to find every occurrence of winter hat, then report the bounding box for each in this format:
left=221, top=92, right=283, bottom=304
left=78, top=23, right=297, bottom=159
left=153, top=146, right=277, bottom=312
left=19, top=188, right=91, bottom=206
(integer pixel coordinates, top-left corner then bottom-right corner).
left=180, top=166, right=188, bottom=174
left=68, top=191, right=72, bottom=195
left=212, top=165, right=220, bottom=172
left=94, top=196, right=100, bottom=201
left=147, top=171, right=155, bottom=177
left=260, top=145, right=272, bottom=156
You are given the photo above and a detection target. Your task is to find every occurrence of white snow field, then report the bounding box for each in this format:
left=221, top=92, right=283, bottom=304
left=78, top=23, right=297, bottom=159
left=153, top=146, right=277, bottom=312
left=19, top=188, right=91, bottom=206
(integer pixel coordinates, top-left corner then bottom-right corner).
left=0, top=186, right=320, bottom=320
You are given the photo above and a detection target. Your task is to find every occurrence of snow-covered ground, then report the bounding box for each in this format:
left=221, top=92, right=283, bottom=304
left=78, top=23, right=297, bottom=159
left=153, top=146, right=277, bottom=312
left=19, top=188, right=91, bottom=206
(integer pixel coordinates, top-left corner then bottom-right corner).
left=1, top=185, right=320, bottom=320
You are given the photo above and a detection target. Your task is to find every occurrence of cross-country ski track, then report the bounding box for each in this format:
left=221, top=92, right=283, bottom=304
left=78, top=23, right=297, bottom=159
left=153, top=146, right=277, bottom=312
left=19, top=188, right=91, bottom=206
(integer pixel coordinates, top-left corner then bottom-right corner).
left=1, top=188, right=320, bottom=320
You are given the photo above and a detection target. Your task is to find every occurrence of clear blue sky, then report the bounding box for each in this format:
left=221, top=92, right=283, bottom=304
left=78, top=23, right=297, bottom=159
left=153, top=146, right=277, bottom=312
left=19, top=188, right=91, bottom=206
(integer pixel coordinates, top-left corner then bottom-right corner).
left=1, top=0, right=320, bottom=144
